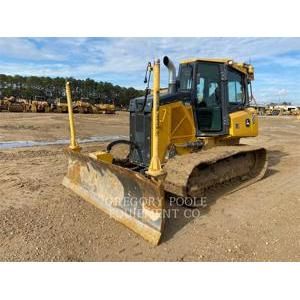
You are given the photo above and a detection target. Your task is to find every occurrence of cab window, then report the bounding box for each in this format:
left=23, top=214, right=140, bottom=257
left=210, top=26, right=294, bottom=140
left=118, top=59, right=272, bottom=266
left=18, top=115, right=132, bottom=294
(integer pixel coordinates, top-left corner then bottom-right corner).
left=196, top=77, right=205, bottom=103
left=179, top=64, right=193, bottom=90
left=227, top=69, right=245, bottom=105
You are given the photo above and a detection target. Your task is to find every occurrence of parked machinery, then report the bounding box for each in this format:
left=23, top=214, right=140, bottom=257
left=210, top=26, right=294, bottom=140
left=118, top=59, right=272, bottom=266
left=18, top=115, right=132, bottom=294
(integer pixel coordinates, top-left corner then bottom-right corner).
left=73, top=100, right=94, bottom=114
left=63, top=56, right=268, bottom=244
left=31, top=100, right=50, bottom=113
left=95, top=100, right=116, bottom=114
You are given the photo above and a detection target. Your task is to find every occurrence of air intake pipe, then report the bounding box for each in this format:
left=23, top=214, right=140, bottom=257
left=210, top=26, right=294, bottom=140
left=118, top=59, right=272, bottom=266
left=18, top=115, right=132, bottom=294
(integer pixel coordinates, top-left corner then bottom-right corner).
left=163, top=56, right=176, bottom=94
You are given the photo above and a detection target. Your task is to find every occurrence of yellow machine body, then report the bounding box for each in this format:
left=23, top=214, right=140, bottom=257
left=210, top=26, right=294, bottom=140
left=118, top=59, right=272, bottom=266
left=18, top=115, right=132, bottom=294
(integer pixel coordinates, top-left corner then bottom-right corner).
left=156, top=101, right=196, bottom=161
left=95, top=103, right=116, bottom=114
left=63, top=57, right=267, bottom=245
left=154, top=103, right=259, bottom=163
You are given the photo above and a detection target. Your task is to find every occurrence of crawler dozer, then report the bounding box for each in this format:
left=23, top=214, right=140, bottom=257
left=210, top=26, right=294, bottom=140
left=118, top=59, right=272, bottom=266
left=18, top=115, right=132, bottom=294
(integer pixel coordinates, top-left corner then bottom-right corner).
left=63, top=56, right=268, bottom=244
left=55, top=101, right=69, bottom=113
left=95, top=101, right=116, bottom=114
left=31, top=100, right=50, bottom=113
left=0, top=96, right=25, bottom=112
left=74, top=100, right=94, bottom=114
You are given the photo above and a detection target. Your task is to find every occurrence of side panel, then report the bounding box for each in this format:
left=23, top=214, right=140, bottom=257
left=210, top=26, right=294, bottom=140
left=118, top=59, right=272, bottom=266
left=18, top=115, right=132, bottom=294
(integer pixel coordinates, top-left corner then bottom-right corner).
left=157, top=101, right=196, bottom=163
left=229, top=107, right=258, bottom=137
left=129, top=101, right=197, bottom=166
left=129, top=111, right=151, bottom=166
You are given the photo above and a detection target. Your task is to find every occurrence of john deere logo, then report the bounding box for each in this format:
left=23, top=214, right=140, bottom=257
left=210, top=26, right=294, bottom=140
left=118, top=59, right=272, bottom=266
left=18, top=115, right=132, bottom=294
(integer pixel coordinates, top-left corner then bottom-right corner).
left=245, top=118, right=251, bottom=127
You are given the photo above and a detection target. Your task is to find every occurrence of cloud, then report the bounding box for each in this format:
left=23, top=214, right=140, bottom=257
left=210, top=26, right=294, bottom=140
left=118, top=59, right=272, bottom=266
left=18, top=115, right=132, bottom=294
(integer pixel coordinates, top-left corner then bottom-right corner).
left=0, top=38, right=66, bottom=61
left=0, top=37, right=299, bottom=103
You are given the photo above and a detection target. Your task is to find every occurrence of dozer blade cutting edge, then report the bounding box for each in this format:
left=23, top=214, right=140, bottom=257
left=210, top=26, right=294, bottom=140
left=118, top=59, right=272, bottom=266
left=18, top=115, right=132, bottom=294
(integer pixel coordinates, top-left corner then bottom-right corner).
left=62, top=149, right=165, bottom=245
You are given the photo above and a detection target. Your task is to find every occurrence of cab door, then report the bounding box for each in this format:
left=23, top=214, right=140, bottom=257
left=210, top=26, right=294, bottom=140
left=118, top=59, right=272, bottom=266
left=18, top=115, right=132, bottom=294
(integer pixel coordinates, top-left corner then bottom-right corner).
left=194, top=62, right=229, bottom=136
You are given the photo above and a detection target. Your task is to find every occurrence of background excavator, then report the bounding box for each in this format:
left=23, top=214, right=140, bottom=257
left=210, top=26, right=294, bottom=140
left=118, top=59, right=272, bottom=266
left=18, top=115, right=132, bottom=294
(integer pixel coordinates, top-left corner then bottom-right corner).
left=63, top=56, right=268, bottom=245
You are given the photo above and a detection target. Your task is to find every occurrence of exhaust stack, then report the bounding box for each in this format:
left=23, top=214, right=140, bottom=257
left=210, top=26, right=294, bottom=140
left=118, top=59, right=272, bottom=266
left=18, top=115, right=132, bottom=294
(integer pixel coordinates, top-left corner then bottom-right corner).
left=163, top=56, right=176, bottom=94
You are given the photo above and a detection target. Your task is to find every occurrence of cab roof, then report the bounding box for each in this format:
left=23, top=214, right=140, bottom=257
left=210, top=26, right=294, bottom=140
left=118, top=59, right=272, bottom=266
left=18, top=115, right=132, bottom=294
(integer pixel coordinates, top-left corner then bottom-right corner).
left=180, top=58, right=231, bottom=64
left=180, top=58, right=254, bottom=79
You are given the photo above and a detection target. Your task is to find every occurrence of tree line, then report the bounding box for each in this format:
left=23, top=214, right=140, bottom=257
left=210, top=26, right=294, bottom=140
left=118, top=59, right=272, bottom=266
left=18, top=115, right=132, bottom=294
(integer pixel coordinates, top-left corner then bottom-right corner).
left=269, top=101, right=292, bottom=106
left=0, top=74, right=144, bottom=106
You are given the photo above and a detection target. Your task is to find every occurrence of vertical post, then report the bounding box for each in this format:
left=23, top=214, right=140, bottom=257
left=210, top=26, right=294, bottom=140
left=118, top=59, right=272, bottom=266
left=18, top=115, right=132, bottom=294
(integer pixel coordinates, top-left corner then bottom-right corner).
left=147, top=59, right=165, bottom=177
left=66, top=82, right=80, bottom=151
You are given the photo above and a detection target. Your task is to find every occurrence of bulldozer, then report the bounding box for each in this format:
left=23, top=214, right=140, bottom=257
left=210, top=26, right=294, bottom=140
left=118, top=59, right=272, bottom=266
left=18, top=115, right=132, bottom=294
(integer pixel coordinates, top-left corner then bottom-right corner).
left=73, top=100, right=94, bottom=114
left=54, top=100, right=69, bottom=113
left=31, top=100, right=50, bottom=113
left=0, top=96, right=25, bottom=112
left=63, top=56, right=268, bottom=245
left=95, top=100, right=116, bottom=114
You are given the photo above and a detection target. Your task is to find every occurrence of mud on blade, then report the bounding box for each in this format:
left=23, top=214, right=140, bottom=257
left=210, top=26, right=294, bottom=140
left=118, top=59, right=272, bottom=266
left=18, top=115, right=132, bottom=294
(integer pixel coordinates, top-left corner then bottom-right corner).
left=62, top=150, right=164, bottom=245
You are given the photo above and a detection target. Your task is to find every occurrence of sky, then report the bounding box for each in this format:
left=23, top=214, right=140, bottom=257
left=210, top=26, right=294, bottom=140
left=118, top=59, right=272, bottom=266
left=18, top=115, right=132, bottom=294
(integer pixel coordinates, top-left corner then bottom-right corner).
left=0, top=37, right=299, bottom=104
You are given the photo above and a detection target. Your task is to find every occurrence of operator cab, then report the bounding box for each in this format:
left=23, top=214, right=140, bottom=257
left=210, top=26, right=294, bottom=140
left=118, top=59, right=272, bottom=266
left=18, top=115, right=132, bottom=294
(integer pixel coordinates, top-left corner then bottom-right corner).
left=178, top=59, right=251, bottom=136
left=128, top=57, right=254, bottom=167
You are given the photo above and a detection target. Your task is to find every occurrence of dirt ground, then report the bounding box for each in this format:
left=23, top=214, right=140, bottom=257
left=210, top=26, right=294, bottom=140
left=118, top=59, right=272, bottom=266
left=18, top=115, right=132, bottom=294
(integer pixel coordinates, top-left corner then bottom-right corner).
left=0, top=112, right=299, bottom=261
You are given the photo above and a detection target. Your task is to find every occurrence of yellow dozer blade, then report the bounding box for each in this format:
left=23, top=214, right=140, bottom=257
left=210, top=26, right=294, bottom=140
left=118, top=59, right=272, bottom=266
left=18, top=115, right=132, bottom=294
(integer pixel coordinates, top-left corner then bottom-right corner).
left=62, top=150, right=164, bottom=244
left=62, top=81, right=164, bottom=245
